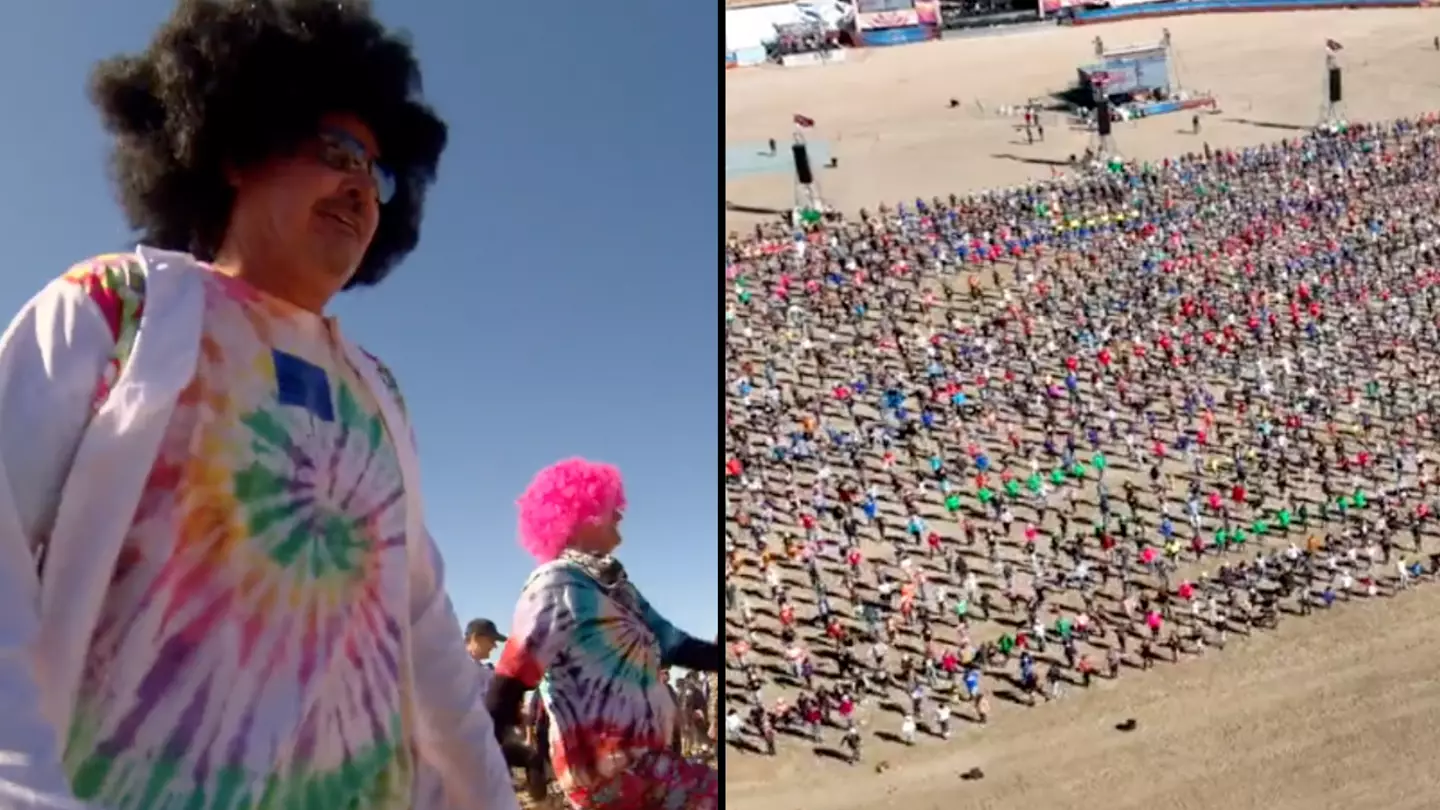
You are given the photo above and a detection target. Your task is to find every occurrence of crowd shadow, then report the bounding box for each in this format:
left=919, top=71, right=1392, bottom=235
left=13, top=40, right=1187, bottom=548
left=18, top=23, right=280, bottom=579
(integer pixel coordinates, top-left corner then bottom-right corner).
left=1224, top=117, right=1309, bottom=132
left=991, top=152, right=1072, bottom=167
left=725, top=201, right=790, bottom=216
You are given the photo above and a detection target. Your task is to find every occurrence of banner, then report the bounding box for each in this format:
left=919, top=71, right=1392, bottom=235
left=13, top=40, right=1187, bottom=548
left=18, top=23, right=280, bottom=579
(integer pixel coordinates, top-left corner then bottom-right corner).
left=857, top=8, right=921, bottom=27
left=856, top=0, right=913, bottom=10
left=1087, top=64, right=1139, bottom=93
left=732, top=45, right=768, bottom=66
left=858, top=24, right=935, bottom=44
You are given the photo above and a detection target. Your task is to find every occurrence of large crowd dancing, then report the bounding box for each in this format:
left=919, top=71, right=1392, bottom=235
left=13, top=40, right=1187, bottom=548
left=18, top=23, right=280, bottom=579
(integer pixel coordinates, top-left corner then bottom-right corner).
left=723, top=116, right=1440, bottom=763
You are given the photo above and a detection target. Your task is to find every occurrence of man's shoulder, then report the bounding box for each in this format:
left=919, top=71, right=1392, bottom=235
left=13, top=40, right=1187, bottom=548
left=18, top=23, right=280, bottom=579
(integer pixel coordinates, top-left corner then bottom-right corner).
left=523, top=559, right=600, bottom=595
left=354, top=346, right=408, bottom=417
left=57, top=252, right=149, bottom=300
left=32, top=253, right=152, bottom=345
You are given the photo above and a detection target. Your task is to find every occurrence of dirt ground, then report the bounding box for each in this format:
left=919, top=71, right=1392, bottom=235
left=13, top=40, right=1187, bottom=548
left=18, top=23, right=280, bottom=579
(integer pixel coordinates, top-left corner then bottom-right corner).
left=725, top=580, right=1440, bottom=810
left=724, top=9, right=1440, bottom=809
left=725, top=9, right=1440, bottom=230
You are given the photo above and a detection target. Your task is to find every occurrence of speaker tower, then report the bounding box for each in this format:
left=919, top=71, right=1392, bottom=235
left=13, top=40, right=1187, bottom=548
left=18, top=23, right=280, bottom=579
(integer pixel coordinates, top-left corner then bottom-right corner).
left=791, top=131, right=823, bottom=217
left=1318, top=50, right=1346, bottom=129
left=1093, top=97, right=1117, bottom=158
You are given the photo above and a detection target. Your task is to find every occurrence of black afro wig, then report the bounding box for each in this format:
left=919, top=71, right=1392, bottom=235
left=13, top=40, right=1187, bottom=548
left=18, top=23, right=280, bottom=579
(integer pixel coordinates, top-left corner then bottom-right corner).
left=89, top=0, right=449, bottom=288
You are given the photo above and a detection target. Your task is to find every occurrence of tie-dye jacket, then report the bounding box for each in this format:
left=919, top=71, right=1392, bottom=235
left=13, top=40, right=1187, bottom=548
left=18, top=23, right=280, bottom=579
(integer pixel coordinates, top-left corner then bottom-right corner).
left=495, top=559, right=691, bottom=797
left=0, top=247, right=518, bottom=810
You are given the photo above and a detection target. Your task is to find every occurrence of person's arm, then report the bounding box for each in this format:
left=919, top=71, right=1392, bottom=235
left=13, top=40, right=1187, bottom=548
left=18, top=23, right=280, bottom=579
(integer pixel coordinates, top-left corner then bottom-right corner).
left=408, top=530, right=521, bottom=810
left=666, top=636, right=722, bottom=672
left=485, top=675, right=529, bottom=741
left=0, top=271, right=119, bottom=809
left=634, top=590, right=722, bottom=672
left=486, top=569, right=572, bottom=739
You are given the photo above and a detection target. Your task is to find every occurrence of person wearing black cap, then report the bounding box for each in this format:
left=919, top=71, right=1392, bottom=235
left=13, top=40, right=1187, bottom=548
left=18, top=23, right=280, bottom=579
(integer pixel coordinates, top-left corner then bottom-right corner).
left=467, top=618, right=539, bottom=777
left=464, top=618, right=508, bottom=701
left=465, top=618, right=508, bottom=664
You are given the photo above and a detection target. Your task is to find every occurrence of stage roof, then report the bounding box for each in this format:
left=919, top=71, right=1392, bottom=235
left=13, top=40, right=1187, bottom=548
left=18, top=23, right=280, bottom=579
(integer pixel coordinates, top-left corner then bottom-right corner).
left=1102, top=44, right=1167, bottom=60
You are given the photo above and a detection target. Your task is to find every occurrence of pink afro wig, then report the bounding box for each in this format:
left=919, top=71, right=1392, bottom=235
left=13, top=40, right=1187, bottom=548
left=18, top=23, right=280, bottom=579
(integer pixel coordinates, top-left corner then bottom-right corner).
left=516, top=458, right=628, bottom=562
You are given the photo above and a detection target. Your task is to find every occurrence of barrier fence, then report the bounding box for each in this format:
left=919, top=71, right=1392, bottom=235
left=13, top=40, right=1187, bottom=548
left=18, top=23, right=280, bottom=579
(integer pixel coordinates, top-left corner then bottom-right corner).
left=1069, top=0, right=1423, bottom=24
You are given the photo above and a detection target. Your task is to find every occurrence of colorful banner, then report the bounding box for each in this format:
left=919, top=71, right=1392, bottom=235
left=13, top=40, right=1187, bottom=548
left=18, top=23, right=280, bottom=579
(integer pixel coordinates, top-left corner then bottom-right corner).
left=858, top=24, right=936, bottom=44
left=857, top=8, right=921, bottom=28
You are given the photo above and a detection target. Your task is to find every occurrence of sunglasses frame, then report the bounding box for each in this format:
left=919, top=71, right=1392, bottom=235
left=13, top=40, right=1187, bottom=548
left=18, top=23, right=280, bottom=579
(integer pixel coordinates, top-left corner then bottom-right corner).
left=315, top=127, right=397, bottom=205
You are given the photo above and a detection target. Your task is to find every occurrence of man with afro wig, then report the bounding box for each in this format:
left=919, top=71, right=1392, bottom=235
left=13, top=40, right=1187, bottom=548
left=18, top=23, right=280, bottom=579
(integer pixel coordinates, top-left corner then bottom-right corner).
left=0, top=2, right=519, bottom=809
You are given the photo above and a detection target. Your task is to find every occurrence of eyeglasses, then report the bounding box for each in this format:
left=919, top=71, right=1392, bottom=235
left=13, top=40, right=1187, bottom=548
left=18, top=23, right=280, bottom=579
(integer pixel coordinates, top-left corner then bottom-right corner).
left=314, top=127, right=396, bottom=204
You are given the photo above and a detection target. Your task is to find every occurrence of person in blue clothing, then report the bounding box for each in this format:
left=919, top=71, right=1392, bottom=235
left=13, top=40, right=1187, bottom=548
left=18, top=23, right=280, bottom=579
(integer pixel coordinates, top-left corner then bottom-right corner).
left=963, top=666, right=983, bottom=703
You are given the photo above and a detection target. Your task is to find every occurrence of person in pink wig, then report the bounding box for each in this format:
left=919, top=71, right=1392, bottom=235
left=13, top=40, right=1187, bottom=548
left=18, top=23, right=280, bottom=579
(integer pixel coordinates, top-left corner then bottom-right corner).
left=485, top=458, right=719, bottom=810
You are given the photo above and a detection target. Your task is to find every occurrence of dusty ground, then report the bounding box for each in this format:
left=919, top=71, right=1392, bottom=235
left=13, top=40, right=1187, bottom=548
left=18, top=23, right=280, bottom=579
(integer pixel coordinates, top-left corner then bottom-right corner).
left=725, top=9, right=1440, bottom=230
left=725, top=581, right=1440, bottom=810
left=724, top=9, right=1440, bottom=809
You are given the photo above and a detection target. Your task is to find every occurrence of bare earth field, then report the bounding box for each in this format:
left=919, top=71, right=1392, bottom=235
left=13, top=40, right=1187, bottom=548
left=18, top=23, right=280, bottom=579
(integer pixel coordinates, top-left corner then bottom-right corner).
left=725, top=9, right=1440, bottom=809
left=725, top=10, right=1440, bottom=230
left=726, top=581, right=1440, bottom=810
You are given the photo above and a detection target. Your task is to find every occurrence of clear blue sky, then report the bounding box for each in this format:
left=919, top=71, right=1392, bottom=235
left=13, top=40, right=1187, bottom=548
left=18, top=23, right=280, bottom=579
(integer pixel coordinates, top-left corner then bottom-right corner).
left=0, top=0, right=718, bottom=650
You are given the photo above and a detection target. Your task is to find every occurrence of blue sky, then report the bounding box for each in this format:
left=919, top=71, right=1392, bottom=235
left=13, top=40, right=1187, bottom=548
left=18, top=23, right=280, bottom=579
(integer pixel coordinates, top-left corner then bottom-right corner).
left=0, top=1, right=718, bottom=651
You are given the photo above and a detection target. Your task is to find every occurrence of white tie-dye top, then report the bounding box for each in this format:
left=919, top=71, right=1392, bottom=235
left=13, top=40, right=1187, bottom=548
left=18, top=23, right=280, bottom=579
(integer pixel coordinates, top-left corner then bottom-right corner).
left=58, top=256, right=417, bottom=809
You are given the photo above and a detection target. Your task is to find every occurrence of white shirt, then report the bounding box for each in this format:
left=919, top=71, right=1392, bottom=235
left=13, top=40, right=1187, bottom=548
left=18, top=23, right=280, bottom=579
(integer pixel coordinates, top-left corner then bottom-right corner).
left=726, top=712, right=744, bottom=736
left=0, top=249, right=518, bottom=810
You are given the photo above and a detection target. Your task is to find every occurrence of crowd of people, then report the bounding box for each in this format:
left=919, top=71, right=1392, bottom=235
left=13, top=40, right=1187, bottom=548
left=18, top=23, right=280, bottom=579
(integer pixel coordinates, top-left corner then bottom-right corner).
left=722, top=115, right=1440, bottom=764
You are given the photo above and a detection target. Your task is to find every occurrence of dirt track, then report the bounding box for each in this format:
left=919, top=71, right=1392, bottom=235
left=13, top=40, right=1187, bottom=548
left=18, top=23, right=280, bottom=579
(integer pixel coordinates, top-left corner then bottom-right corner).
left=725, top=578, right=1440, bottom=810
left=725, top=9, right=1440, bottom=229
left=724, top=9, right=1440, bottom=809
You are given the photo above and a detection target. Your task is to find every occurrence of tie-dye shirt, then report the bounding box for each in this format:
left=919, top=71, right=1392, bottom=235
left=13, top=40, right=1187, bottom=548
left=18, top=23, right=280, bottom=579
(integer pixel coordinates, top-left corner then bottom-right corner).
left=59, top=255, right=418, bottom=809
left=496, top=559, right=686, bottom=795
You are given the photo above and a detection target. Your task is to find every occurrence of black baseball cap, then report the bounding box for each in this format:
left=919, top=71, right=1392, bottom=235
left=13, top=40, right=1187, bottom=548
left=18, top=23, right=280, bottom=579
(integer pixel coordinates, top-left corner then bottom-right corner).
left=465, top=618, right=508, bottom=642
